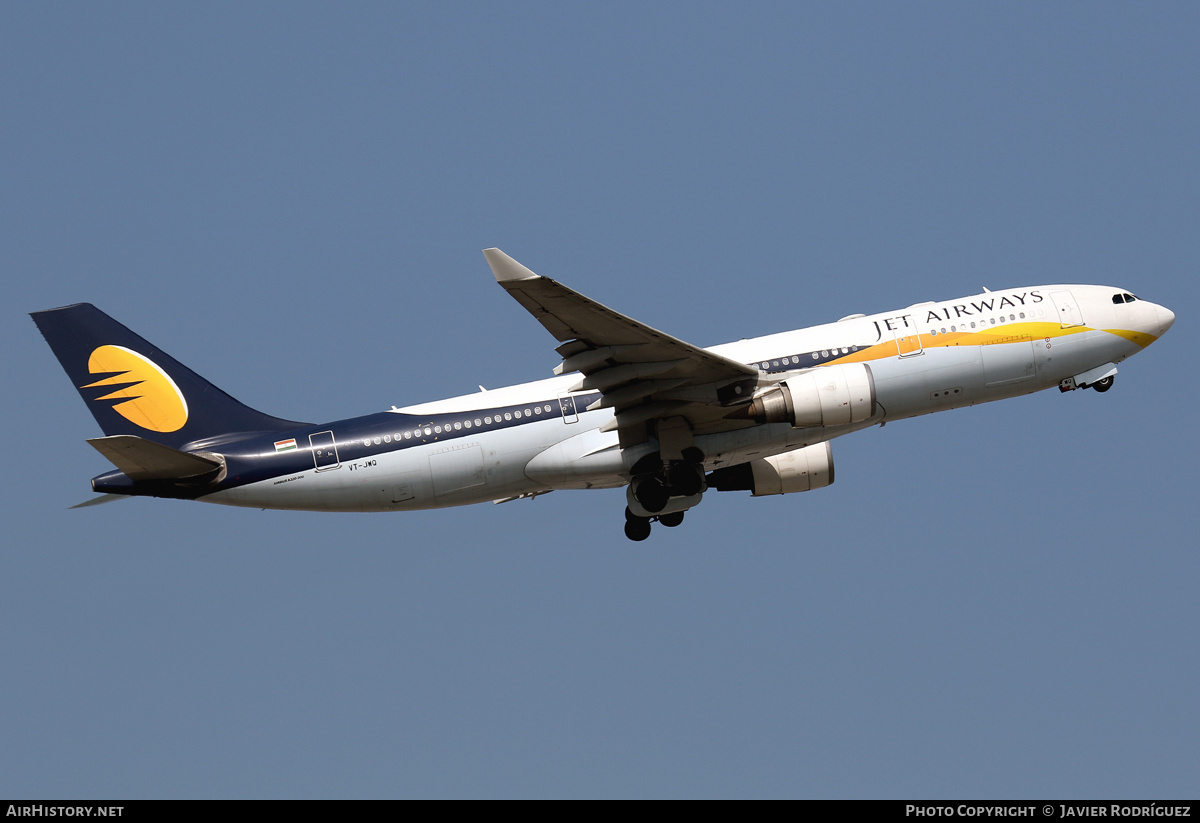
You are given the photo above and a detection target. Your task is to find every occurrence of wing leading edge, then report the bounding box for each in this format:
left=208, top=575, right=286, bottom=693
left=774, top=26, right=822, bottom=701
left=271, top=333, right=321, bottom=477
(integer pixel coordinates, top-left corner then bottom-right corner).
left=484, top=248, right=761, bottom=449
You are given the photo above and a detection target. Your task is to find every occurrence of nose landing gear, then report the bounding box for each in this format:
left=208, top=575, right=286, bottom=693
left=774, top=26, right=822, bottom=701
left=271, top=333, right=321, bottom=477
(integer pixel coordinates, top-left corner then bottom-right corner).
left=1061, top=365, right=1118, bottom=393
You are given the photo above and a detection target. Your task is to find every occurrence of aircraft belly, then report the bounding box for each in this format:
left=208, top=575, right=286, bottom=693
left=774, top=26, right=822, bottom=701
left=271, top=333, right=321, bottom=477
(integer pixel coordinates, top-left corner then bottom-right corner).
left=1035, top=329, right=1136, bottom=380
left=203, top=448, right=428, bottom=512
left=202, top=471, right=381, bottom=512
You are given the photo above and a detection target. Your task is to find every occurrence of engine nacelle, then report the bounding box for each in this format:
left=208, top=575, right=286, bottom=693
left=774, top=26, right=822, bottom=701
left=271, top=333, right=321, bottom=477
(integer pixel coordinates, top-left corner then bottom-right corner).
left=746, top=363, right=876, bottom=428
left=706, top=442, right=834, bottom=496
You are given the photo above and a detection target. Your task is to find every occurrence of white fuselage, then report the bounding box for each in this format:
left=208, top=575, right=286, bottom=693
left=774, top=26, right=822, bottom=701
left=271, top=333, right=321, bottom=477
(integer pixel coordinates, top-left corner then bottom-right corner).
left=204, top=283, right=1173, bottom=513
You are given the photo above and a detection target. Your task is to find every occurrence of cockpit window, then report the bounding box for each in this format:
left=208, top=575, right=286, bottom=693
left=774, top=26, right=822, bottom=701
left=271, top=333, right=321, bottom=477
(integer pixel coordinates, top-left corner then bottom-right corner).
left=1112, top=292, right=1140, bottom=304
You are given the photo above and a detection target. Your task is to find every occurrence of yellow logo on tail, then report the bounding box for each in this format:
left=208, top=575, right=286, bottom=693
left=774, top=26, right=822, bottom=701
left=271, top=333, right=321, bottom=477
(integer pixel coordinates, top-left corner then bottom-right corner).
left=82, top=345, right=189, bottom=433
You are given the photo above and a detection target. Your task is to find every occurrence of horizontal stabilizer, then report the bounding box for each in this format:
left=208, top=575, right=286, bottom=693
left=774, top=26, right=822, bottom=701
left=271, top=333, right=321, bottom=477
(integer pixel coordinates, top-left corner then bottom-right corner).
left=86, top=435, right=222, bottom=482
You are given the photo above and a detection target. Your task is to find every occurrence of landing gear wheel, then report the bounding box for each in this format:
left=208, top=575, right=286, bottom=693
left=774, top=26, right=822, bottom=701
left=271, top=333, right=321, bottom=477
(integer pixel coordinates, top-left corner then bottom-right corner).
left=668, top=463, right=704, bottom=497
left=624, top=518, right=652, bottom=541
left=658, top=511, right=684, bottom=528
left=1092, top=376, right=1114, bottom=393
left=633, top=477, right=669, bottom=513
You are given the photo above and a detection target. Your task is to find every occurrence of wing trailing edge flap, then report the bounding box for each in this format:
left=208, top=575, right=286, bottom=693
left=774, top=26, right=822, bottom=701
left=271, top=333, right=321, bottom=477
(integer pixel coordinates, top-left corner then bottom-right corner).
left=484, top=248, right=761, bottom=444
left=86, top=435, right=224, bottom=482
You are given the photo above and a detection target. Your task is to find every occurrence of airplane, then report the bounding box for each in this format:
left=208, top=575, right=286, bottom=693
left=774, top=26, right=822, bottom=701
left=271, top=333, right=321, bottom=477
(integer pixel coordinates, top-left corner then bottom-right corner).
left=32, top=249, right=1175, bottom=541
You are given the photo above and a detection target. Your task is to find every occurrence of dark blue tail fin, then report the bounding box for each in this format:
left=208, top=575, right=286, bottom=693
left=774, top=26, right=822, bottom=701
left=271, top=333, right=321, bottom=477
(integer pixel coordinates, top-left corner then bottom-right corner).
left=31, top=303, right=309, bottom=450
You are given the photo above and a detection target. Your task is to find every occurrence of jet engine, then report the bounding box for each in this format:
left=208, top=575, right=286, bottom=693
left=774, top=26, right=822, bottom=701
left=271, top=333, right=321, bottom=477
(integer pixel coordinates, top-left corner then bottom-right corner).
left=744, top=363, right=876, bottom=428
left=706, top=442, right=834, bottom=496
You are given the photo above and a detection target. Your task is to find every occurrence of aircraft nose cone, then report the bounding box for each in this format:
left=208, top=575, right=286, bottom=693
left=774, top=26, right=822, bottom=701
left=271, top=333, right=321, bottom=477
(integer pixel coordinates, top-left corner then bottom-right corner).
left=1155, top=305, right=1175, bottom=337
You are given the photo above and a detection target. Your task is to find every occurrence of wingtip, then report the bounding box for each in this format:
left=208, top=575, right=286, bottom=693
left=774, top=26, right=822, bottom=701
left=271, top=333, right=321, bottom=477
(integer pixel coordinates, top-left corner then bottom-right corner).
left=482, top=248, right=540, bottom=283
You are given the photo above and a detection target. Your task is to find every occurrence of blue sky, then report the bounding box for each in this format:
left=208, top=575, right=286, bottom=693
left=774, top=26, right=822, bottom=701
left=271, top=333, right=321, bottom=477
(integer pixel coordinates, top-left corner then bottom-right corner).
left=2, top=2, right=1197, bottom=798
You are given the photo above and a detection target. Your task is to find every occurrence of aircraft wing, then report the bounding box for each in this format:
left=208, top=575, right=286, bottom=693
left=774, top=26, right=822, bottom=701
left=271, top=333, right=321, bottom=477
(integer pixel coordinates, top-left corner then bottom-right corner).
left=484, top=249, right=761, bottom=448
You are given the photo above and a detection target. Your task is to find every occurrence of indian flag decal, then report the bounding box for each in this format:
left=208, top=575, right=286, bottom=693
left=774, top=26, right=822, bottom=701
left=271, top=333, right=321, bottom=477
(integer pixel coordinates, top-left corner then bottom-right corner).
left=274, top=438, right=298, bottom=453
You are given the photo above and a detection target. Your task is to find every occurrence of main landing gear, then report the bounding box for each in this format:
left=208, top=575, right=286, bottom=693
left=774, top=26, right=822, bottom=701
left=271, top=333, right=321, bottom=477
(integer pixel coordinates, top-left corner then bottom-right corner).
left=629, top=450, right=705, bottom=513
left=623, top=507, right=685, bottom=542
left=623, top=448, right=705, bottom=541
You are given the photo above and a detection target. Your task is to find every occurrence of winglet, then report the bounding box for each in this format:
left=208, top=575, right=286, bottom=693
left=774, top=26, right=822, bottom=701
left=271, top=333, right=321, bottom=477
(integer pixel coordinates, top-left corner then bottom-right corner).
left=483, top=248, right=540, bottom=283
